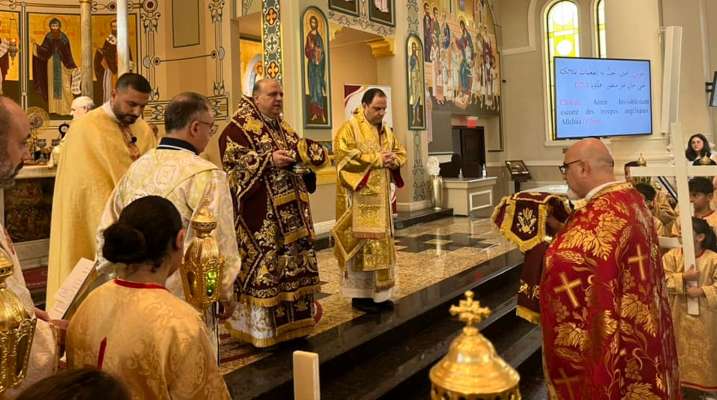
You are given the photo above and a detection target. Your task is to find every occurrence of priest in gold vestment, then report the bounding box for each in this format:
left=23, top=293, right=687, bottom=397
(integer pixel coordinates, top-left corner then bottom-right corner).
left=96, top=92, right=239, bottom=312
left=218, top=79, right=329, bottom=347
left=332, top=88, right=406, bottom=312
left=68, top=196, right=229, bottom=400
left=0, top=97, right=58, bottom=398
left=47, top=73, right=157, bottom=308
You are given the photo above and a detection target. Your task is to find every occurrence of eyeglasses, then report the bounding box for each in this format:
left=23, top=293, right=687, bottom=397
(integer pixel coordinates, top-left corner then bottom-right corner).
left=558, top=159, right=582, bottom=174
left=196, top=120, right=217, bottom=135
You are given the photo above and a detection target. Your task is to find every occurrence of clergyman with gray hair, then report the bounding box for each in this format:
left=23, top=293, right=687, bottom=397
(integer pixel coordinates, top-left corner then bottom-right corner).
left=95, top=92, right=240, bottom=336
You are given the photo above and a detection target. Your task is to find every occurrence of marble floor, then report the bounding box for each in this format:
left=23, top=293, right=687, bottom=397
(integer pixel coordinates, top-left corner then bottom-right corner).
left=218, top=216, right=516, bottom=375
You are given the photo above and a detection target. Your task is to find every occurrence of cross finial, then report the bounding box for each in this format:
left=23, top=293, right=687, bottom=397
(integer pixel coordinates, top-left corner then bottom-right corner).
left=449, top=290, right=491, bottom=329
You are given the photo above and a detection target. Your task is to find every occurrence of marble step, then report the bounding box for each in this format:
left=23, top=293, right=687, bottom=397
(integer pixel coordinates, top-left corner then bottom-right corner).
left=317, top=279, right=536, bottom=400
left=393, top=207, right=454, bottom=230
left=224, top=248, right=524, bottom=400
left=311, top=208, right=455, bottom=252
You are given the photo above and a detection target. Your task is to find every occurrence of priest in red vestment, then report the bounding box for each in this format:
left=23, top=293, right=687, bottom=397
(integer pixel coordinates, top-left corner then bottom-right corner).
left=541, top=138, right=680, bottom=399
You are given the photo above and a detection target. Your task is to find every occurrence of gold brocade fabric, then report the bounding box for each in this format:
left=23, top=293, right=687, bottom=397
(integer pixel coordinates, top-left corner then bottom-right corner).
left=94, top=148, right=240, bottom=301
left=67, top=280, right=230, bottom=400
left=663, top=248, right=717, bottom=392
left=0, top=225, right=57, bottom=399
left=541, top=182, right=680, bottom=399
left=218, top=96, right=329, bottom=347
left=47, top=106, right=156, bottom=308
left=332, top=107, right=406, bottom=293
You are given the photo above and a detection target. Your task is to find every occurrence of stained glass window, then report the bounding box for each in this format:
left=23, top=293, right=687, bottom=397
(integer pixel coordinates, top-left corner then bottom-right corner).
left=546, top=1, right=580, bottom=138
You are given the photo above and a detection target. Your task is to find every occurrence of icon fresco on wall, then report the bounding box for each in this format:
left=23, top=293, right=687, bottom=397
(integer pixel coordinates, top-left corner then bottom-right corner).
left=328, top=0, right=360, bottom=17
left=422, top=0, right=500, bottom=113
left=240, top=38, right=263, bottom=97
left=369, top=0, right=395, bottom=26
left=28, top=13, right=81, bottom=119
left=406, top=34, right=426, bottom=130
left=27, top=13, right=138, bottom=119
left=301, top=6, right=332, bottom=129
left=92, top=14, right=138, bottom=105
left=0, top=12, right=21, bottom=103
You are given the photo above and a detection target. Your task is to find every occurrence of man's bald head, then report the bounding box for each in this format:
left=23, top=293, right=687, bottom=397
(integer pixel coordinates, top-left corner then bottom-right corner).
left=562, top=138, right=616, bottom=198
left=0, top=97, right=30, bottom=187
left=566, top=138, right=614, bottom=171
left=252, top=79, right=284, bottom=119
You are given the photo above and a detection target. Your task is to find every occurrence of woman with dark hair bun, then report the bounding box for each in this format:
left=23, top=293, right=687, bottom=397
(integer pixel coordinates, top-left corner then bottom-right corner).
left=66, top=196, right=230, bottom=400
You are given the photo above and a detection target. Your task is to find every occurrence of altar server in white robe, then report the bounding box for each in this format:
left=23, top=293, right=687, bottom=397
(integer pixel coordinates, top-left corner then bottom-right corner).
left=96, top=92, right=240, bottom=316
left=0, top=96, right=59, bottom=398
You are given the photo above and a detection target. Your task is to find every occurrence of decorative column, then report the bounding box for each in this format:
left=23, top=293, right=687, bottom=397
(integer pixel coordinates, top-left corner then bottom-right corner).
left=79, top=0, right=93, bottom=97
left=262, top=0, right=282, bottom=82
left=116, top=0, right=130, bottom=74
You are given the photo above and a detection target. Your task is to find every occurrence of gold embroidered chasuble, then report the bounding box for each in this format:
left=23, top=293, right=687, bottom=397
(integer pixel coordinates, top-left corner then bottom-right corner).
left=67, top=280, right=230, bottom=400
left=95, top=146, right=240, bottom=301
left=540, top=182, right=680, bottom=399
left=664, top=248, right=717, bottom=392
left=218, top=96, right=329, bottom=347
left=331, top=107, right=406, bottom=300
left=47, top=105, right=156, bottom=308
left=0, top=225, right=57, bottom=399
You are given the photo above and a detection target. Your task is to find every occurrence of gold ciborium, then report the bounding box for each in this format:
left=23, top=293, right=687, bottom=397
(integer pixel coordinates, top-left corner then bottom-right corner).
left=0, top=249, right=36, bottom=394
left=429, top=291, right=521, bottom=400
left=181, top=206, right=224, bottom=310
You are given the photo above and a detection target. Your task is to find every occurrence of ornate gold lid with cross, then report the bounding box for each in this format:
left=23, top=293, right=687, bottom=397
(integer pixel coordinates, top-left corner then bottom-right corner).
left=429, top=291, right=521, bottom=400
left=0, top=248, right=36, bottom=394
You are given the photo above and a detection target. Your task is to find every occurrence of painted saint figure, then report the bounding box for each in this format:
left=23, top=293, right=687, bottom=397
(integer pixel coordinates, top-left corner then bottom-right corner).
left=422, top=3, right=433, bottom=62
left=94, top=19, right=119, bottom=104
left=455, top=20, right=474, bottom=96
left=304, top=15, right=326, bottom=124
left=409, top=42, right=423, bottom=127
left=374, top=0, right=389, bottom=13
left=31, top=18, right=80, bottom=116
left=0, top=20, right=11, bottom=96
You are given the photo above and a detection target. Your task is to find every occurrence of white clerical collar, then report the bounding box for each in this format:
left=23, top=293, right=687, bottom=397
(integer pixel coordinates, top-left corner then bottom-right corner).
left=585, top=180, right=622, bottom=201
left=102, top=102, right=119, bottom=123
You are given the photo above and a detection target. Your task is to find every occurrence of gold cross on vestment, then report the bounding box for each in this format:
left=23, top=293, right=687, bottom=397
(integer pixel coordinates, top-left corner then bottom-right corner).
left=449, top=290, right=491, bottom=328
left=628, top=245, right=647, bottom=281
left=554, top=368, right=579, bottom=400
left=554, top=272, right=581, bottom=308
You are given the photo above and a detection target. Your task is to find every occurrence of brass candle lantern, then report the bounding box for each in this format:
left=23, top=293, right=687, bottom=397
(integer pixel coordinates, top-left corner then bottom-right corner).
left=181, top=206, right=224, bottom=310
left=25, top=107, right=49, bottom=165
left=430, top=291, right=521, bottom=400
left=7, top=38, right=18, bottom=62
left=0, top=249, right=36, bottom=394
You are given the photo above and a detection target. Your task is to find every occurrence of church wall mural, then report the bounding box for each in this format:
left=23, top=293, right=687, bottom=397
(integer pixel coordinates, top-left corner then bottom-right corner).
left=328, top=0, right=359, bottom=17
left=406, top=33, right=426, bottom=130
left=301, top=6, right=331, bottom=129
left=368, top=0, right=395, bottom=27
left=24, top=12, right=138, bottom=117
left=421, top=0, right=500, bottom=114
left=0, top=11, right=20, bottom=101
left=240, top=37, right=262, bottom=97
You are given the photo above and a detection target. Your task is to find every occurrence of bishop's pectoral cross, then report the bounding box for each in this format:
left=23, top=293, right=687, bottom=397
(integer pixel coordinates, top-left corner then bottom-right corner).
left=631, top=122, right=717, bottom=316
